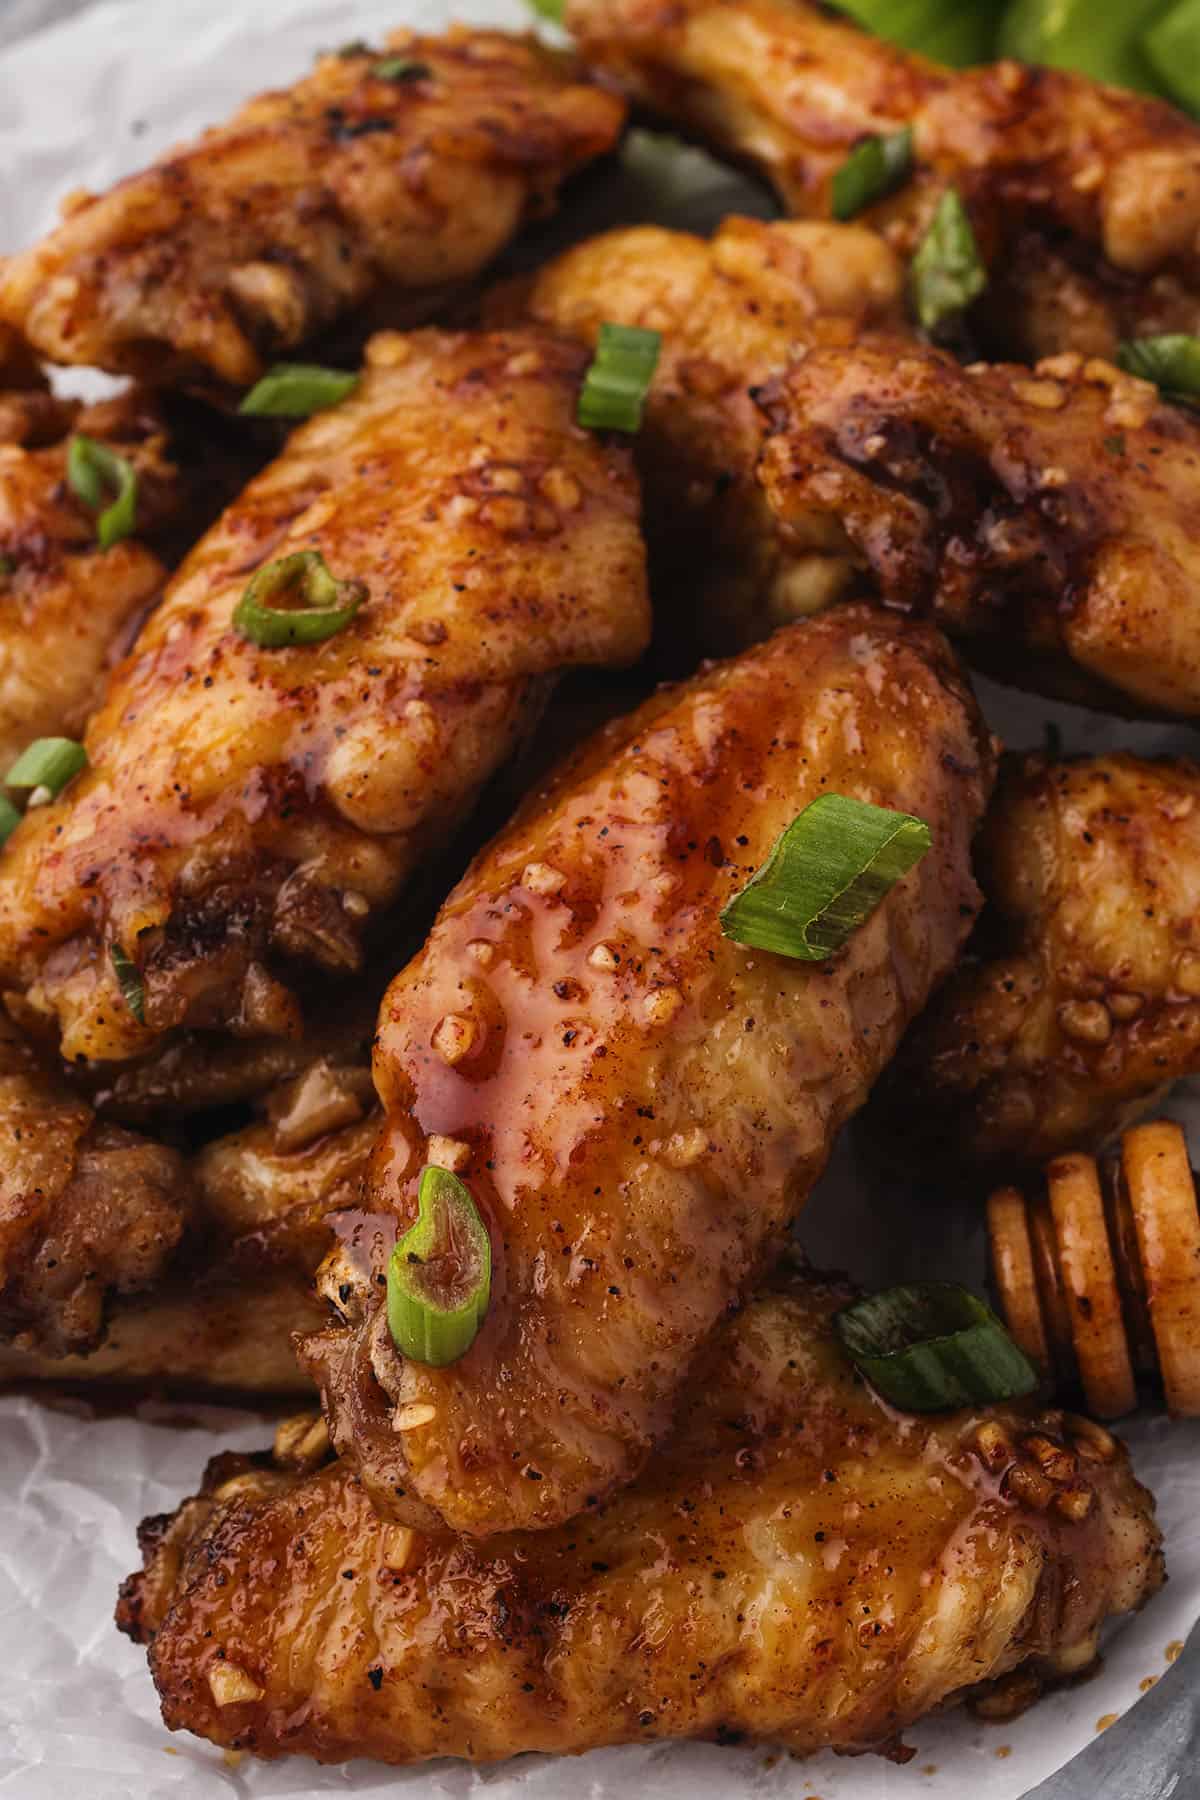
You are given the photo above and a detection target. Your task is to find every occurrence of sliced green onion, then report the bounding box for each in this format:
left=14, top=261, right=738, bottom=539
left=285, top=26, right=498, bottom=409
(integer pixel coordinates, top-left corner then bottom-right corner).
left=374, top=57, right=431, bottom=82
left=577, top=323, right=662, bottom=433
left=238, top=363, right=358, bottom=418
left=998, top=0, right=1164, bottom=95
left=5, top=736, right=87, bottom=804
left=1144, top=0, right=1200, bottom=116
left=834, top=1283, right=1040, bottom=1411
left=333, top=39, right=372, bottom=57
left=527, top=0, right=566, bottom=19
left=0, top=795, right=21, bottom=848
left=719, top=794, right=930, bottom=962
left=109, top=943, right=145, bottom=1025
left=387, top=1165, right=492, bottom=1367
left=910, top=187, right=987, bottom=334
left=832, top=128, right=914, bottom=221
left=232, top=551, right=366, bottom=648
left=67, top=435, right=138, bottom=550
left=1116, top=334, right=1200, bottom=405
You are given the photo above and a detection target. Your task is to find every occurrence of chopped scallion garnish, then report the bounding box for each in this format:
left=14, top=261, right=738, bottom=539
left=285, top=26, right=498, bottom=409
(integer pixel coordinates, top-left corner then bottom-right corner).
left=831, top=128, right=914, bottom=221
left=910, top=188, right=987, bottom=334
left=232, top=550, right=366, bottom=648
left=834, top=1283, right=1040, bottom=1411
left=109, top=943, right=146, bottom=1025
left=387, top=1165, right=492, bottom=1367
left=527, top=0, right=566, bottom=19
left=719, top=794, right=930, bottom=962
left=67, top=436, right=138, bottom=549
left=5, top=736, right=87, bottom=804
left=374, top=57, right=431, bottom=82
left=577, top=323, right=662, bottom=434
left=0, top=795, right=21, bottom=848
left=239, top=363, right=359, bottom=418
left=1116, top=335, right=1200, bottom=406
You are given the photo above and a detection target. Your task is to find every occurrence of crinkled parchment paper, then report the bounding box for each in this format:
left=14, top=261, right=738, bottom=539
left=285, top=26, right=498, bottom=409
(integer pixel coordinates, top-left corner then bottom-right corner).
left=1, top=2, right=1198, bottom=1795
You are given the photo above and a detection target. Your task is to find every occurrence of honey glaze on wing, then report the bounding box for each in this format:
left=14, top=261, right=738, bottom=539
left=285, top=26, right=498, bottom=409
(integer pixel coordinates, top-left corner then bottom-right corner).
left=301, top=606, right=994, bottom=1537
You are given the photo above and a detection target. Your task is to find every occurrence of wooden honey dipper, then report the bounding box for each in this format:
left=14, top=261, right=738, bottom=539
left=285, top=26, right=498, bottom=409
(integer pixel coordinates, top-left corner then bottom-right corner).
left=988, top=1120, right=1200, bottom=1419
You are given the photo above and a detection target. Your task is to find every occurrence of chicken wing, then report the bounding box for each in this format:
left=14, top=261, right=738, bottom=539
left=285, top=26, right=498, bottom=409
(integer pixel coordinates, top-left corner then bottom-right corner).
left=490, top=214, right=904, bottom=652
left=298, top=604, right=993, bottom=1537
left=565, top=0, right=1200, bottom=359
left=0, top=31, right=625, bottom=388
left=880, top=752, right=1200, bottom=1166
left=0, top=329, right=649, bottom=1068
left=759, top=341, right=1200, bottom=716
left=118, top=1270, right=1163, bottom=1766
left=0, top=385, right=184, bottom=772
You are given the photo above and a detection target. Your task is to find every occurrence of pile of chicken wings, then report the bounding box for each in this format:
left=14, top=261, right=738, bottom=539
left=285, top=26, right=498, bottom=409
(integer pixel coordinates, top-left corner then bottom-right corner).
left=6, top=0, right=1200, bottom=1772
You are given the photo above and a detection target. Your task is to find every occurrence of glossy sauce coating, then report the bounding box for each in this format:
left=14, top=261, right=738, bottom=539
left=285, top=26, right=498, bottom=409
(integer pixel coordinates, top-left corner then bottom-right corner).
left=0, top=31, right=625, bottom=387
left=120, top=1275, right=1163, bottom=1766
left=300, top=606, right=994, bottom=1535
left=566, top=0, right=1200, bottom=357
left=882, top=753, right=1200, bottom=1163
left=759, top=341, right=1200, bottom=715
left=491, top=214, right=904, bottom=652
left=0, top=329, right=649, bottom=1065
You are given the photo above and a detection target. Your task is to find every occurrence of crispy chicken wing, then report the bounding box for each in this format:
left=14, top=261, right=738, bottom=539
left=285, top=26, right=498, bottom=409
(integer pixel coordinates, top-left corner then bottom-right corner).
left=491, top=214, right=904, bottom=651
left=0, top=386, right=184, bottom=771
left=118, top=1271, right=1163, bottom=1766
left=881, top=753, right=1200, bottom=1165
left=565, top=0, right=1200, bottom=358
left=0, top=1018, right=191, bottom=1355
left=0, top=31, right=625, bottom=388
left=298, top=605, right=994, bottom=1537
left=759, top=340, right=1200, bottom=716
left=0, top=329, right=649, bottom=1068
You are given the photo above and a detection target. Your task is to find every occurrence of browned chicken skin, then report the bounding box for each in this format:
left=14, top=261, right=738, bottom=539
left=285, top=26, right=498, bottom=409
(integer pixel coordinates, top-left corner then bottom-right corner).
left=0, top=31, right=625, bottom=388
left=882, top=752, right=1200, bottom=1166
left=759, top=340, right=1200, bottom=716
left=491, top=214, right=905, bottom=652
left=0, top=385, right=183, bottom=772
left=0, top=329, right=649, bottom=1068
left=299, top=605, right=994, bottom=1537
left=0, top=1018, right=191, bottom=1355
left=566, top=0, right=1200, bottom=359
left=119, top=1272, right=1163, bottom=1766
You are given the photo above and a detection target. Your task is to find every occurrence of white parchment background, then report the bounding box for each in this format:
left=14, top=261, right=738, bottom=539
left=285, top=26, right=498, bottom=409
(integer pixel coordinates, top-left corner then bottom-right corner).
left=1, top=2, right=1199, bottom=1795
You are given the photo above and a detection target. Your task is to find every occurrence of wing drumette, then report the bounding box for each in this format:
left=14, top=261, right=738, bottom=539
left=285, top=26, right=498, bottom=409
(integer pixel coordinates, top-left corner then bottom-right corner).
left=0, top=329, right=649, bottom=1067
left=299, top=604, right=994, bottom=1537
left=880, top=752, right=1200, bottom=1165
left=0, top=31, right=625, bottom=388
left=118, top=1271, right=1163, bottom=1766
left=565, top=0, right=1200, bottom=359
left=490, top=213, right=904, bottom=651
left=759, top=340, right=1200, bottom=716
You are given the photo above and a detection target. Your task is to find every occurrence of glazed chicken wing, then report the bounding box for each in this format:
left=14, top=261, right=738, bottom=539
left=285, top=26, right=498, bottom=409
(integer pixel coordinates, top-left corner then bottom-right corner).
left=565, top=0, right=1200, bottom=359
left=759, top=341, right=1200, bottom=716
left=491, top=213, right=904, bottom=651
left=881, top=753, right=1200, bottom=1166
left=0, top=31, right=625, bottom=388
left=0, top=329, right=649, bottom=1068
left=0, top=384, right=183, bottom=772
left=119, top=1271, right=1163, bottom=1766
left=299, top=605, right=994, bottom=1537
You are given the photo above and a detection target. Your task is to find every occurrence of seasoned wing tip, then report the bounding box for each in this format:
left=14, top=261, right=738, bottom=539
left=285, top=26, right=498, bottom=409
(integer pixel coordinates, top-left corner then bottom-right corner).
left=0, top=29, right=626, bottom=387
left=880, top=752, right=1200, bottom=1166
left=491, top=213, right=905, bottom=653
left=759, top=340, right=1200, bottom=716
left=118, top=1272, right=1164, bottom=1767
left=297, top=604, right=994, bottom=1538
left=0, top=327, right=649, bottom=1068
left=565, top=0, right=1200, bottom=358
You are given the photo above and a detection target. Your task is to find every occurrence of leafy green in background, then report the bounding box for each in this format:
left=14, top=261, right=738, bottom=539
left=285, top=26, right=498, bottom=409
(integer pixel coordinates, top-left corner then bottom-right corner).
left=830, top=0, right=1200, bottom=112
